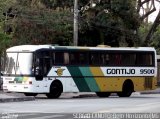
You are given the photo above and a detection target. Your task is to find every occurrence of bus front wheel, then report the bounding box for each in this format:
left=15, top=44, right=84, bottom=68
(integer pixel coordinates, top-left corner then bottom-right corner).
left=96, top=92, right=111, bottom=97
left=46, top=80, right=63, bottom=99
left=117, top=80, right=134, bottom=97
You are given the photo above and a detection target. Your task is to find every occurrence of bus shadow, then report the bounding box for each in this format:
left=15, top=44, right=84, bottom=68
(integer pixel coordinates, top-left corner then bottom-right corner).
left=34, top=94, right=160, bottom=100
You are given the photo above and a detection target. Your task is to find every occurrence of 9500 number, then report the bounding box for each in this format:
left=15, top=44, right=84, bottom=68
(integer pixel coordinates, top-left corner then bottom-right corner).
left=140, top=69, right=154, bottom=74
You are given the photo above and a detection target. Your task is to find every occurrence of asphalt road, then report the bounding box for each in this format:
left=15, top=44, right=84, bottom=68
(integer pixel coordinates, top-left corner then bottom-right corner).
left=0, top=94, right=160, bottom=119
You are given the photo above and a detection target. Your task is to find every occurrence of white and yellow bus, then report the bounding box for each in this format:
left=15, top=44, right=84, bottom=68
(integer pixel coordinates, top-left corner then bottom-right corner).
left=3, top=45, right=157, bottom=98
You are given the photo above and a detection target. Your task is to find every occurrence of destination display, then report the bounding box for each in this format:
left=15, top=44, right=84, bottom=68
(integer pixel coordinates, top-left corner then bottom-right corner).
left=101, top=67, right=156, bottom=76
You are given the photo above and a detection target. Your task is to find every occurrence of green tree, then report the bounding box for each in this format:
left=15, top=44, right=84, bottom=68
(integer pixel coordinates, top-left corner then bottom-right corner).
left=150, top=25, right=160, bottom=54
left=78, top=0, right=140, bottom=47
left=0, top=0, right=142, bottom=47
left=138, top=22, right=160, bottom=54
left=137, top=0, right=160, bottom=47
left=0, top=0, right=15, bottom=53
left=0, top=33, right=11, bottom=51
left=3, top=0, right=159, bottom=48
left=2, top=0, right=73, bottom=46
left=138, top=23, right=151, bottom=45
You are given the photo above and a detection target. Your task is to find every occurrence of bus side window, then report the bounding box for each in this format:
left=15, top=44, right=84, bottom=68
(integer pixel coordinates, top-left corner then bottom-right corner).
left=121, top=53, right=136, bottom=66
left=53, top=52, right=69, bottom=65
left=148, top=54, right=153, bottom=66
left=141, top=53, right=153, bottom=66
left=70, top=53, right=78, bottom=65
left=100, top=54, right=105, bottom=65
left=136, top=53, right=140, bottom=66
left=100, top=54, right=108, bottom=65
left=52, top=52, right=55, bottom=64
left=116, top=54, right=122, bottom=65
left=64, top=53, right=69, bottom=65
left=108, top=54, right=116, bottom=66
left=90, top=53, right=100, bottom=65
left=79, top=52, right=88, bottom=65
left=136, top=53, right=153, bottom=66
left=108, top=54, right=121, bottom=66
left=69, top=52, right=88, bottom=65
left=106, top=54, right=109, bottom=65
left=43, top=58, right=52, bottom=75
left=145, top=53, right=153, bottom=66
left=55, top=52, right=64, bottom=65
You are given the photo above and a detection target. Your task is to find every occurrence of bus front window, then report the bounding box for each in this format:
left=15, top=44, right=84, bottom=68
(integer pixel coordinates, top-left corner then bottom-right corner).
left=5, top=53, right=33, bottom=75
left=5, top=53, right=17, bottom=74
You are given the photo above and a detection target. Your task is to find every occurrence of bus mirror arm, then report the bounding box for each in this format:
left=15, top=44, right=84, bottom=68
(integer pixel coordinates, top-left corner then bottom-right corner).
left=35, top=67, right=43, bottom=77
left=35, top=66, right=40, bottom=76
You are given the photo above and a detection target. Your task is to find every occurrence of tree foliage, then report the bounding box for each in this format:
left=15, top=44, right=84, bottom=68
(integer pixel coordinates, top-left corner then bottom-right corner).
left=137, top=0, right=160, bottom=46
left=12, top=9, right=73, bottom=45
left=150, top=26, right=160, bottom=54
left=0, top=0, right=15, bottom=53
left=2, top=0, right=73, bottom=46
left=0, top=0, right=160, bottom=50
left=78, top=0, right=140, bottom=46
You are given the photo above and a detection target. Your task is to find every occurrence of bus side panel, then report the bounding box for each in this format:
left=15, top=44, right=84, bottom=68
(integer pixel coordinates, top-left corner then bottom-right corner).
left=48, top=67, right=80, bottom=92
left=3, top=77, right=51, bottom=93
left=56, top=77, right=79, bottom=92
left=3, top=71, right=157, bottom=93
left=47, top=66, right=157, bottom=93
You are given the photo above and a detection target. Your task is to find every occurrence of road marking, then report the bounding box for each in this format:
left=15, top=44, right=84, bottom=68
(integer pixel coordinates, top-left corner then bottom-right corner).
left=136, top=102, right=160, bottom=107
left=18, top=113, right=39, bottom=117
left=97, top=110, right=111, bottom=113
left=21, top=114, right=65, bottom=119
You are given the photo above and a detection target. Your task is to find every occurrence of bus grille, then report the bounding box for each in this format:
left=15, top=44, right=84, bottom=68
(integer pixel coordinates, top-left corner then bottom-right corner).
left=144, top=77, right=153, bottom=89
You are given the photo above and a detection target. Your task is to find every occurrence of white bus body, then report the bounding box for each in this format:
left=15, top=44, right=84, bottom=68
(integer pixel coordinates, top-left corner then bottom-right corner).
left=3, top=45, right=157, bottom=98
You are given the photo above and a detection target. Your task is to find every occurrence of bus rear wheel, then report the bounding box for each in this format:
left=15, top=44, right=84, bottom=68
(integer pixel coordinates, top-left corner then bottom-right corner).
left=46, top=80, right=63, bottom=99
left=117, top=80, right=134, bottom=97
left=96, top=92, right=111, bottom=97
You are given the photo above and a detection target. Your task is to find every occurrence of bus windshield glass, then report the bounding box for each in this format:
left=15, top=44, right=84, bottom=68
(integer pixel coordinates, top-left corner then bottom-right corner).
left=5, top=52, right=33, bottom=75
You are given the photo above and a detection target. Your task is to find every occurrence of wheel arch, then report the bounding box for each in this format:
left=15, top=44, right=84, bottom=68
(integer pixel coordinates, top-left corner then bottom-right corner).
left=46, top=79, right=63, bottom=99
left=123, top=79, right=134, bottom=92
left=50, top=79, right=63, bottom=92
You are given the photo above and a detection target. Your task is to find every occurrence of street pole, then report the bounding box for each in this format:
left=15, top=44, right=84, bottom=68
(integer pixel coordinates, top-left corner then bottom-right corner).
left=73, top=0, right=78, bottom=46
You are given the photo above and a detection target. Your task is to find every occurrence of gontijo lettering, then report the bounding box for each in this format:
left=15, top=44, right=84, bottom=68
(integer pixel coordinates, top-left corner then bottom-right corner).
left=106, top=68, right=135, bottom=74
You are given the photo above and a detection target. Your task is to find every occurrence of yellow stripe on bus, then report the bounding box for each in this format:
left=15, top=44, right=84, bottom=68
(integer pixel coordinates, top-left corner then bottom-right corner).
left=90, top=67, right=157, bottom=92
left=90, top=67, right=108, bottom=91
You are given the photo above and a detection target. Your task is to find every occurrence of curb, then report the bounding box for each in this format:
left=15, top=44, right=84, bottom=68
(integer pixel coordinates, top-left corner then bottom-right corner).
left=73, top=94, right=97, bottom=98
left=0, top=97, right=35, bottom=103
left=140, top=88, right=160, bottom=94
left=0, top=91, right=160, bottom=103
left=72, top=93, right=118, bottom=98
left=140, top=92, right=160, bottom=94
left=0, top=90, right=35, bottom=103
left=73, top=92, right=160, bottom=98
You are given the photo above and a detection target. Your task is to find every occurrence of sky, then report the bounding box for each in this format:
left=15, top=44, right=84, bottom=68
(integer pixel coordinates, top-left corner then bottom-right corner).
left=147, top=1, right=160, bottom=22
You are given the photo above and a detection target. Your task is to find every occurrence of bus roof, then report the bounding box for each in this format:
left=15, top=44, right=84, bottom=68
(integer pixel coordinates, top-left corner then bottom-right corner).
left=6, top=45, right=156, bottom=52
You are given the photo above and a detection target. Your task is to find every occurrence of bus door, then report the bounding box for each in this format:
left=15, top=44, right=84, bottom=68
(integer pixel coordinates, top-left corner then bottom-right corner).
left=34, top=51, right=52, bottom=80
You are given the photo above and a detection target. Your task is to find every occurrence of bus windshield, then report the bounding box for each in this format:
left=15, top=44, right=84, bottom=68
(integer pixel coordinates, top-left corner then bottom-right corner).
left=5, top=52, right=33, bottom=75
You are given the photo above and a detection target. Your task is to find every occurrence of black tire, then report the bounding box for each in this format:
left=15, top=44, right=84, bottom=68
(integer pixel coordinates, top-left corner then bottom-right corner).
left=96, top=92, right=111, bottom=97
left=117, top=80, right=134, bottom=97
left=46, top=81, right=63, bottom=99
left=24, top=93, right=37, bottom=97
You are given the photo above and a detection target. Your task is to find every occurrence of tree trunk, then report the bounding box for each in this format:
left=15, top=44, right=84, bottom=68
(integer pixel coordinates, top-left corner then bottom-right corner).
left=143, top=10, right=160, bottom=46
